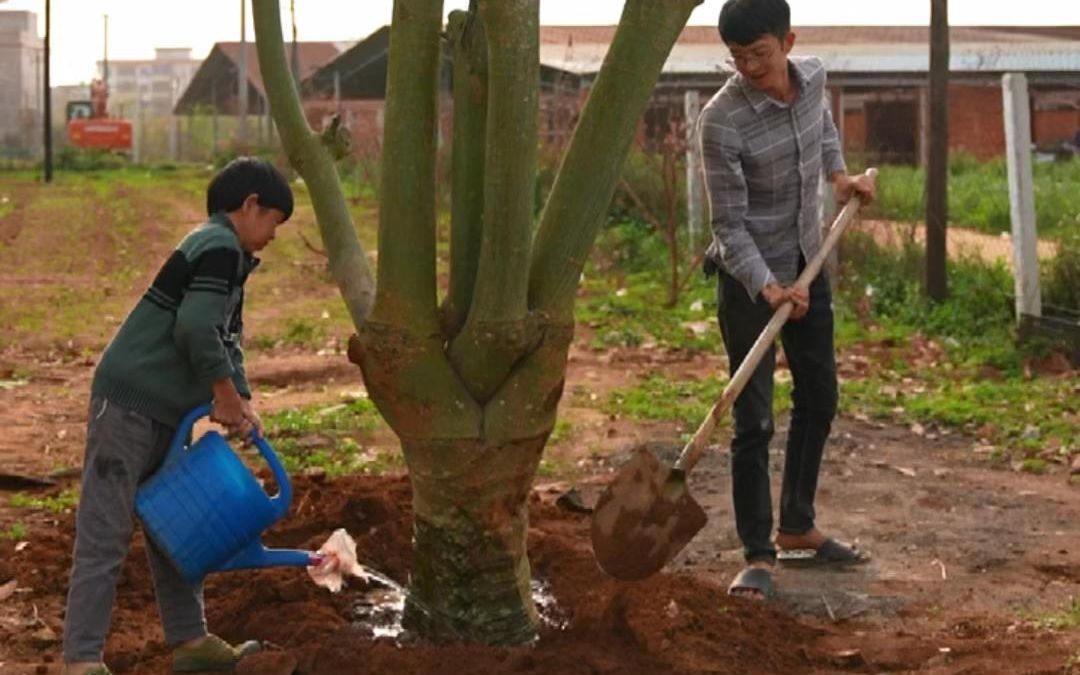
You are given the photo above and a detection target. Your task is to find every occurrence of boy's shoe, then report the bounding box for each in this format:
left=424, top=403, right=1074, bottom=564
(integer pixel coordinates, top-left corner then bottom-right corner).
left=172, top=634, right=261, bottom=672
left=63, top=666, right=112, bottom=675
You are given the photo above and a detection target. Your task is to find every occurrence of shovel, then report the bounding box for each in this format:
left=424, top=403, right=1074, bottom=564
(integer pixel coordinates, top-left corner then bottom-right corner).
left=590, top=168, right=877, bottom=581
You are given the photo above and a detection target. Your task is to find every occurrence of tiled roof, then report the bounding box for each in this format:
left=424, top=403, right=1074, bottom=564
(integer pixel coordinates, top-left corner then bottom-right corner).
left=215, top=41, right=348, bottom=96
left=538, top=25, right=1080, bottom=47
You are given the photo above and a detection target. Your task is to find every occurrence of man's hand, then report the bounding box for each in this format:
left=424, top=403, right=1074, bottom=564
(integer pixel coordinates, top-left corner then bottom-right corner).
left=832, top=172, right=876, bottom=204
left=761, top=283, right=809, bottom=320
left=786, top=284, right=809, bottom=320
left=761, top=283, right=787, bottom=310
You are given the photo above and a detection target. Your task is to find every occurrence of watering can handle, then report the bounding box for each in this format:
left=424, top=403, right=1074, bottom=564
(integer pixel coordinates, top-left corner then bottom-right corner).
left=165, top=403, right=214, bottom=466
left=252, top=433, right=294, bottom=520
left=167, top=404, right=293, bottom=520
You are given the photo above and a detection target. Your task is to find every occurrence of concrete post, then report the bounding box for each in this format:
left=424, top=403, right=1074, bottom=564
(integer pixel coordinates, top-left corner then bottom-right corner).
left=1001, top=72, right=1042, bottom=320
left=683, top=90, right=704, bottom=244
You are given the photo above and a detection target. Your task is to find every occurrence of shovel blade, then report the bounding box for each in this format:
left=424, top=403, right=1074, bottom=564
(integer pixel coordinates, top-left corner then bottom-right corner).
left=590, top=447, right=708, bottom=581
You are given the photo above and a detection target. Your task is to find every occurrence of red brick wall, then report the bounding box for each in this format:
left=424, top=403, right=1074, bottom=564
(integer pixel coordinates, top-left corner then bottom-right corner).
left=948, top=84, right=1005, bottom=160
left=840, top=85, right=1075, bottom=162
left=844, top=109, right=866, bottom=152
left=1034, top=108, right=1080, bottom=145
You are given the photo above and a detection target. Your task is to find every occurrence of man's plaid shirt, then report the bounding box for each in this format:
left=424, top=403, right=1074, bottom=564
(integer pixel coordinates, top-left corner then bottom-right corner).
left=698, top=56, right=846, bottom=299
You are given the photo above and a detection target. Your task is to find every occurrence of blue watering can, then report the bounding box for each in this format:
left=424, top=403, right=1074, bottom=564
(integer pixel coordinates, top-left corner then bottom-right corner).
left=135, top=404, right=320, bottom=584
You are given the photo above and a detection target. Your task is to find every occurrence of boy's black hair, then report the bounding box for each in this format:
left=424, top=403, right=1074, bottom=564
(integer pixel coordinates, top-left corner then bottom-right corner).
left=718, top=0, right=791, bottom=46
left=206, top=157, right=294, bottom=221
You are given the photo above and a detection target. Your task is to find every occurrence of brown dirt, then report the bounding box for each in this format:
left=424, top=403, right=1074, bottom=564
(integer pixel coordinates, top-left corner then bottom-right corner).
left=0, top=175, right=1077, bottom=673
left=0, top=348, right=1078, bottom=674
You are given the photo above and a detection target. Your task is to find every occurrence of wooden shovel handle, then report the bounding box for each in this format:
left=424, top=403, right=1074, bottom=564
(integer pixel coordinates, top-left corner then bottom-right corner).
left=673, top=168, right=878, bottom=474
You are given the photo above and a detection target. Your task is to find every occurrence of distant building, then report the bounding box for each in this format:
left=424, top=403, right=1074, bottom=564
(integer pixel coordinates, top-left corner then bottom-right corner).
left=99, top=48, right=201, bottom=118
left=301, top=24, right=1080, bottom=164
left=535, top=25, right=1080, bottom=163
left=0, top=10, right=43, bottom=153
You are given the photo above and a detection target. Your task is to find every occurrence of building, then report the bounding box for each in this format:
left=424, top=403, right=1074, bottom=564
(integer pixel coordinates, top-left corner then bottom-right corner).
left=537, top=25, right=1080, bottom=163
left=0, top=10, right=42, bottom=154
left=300, top=27, right=582, bottom=154
left=296, top=24, right=1080, bottom=165
left=98, top=48, right=201, bottom=118
left=174, top=41, right=348, bottom=117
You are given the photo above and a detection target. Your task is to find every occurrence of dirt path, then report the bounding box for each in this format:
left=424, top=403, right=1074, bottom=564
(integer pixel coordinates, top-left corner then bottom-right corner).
left=0, top=346, right=1077, bottom=673
left=855, top=219, right=1059, bottom=267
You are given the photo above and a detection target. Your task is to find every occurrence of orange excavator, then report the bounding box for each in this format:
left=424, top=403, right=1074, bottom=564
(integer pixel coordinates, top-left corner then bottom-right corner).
left=66, top=78, right=132, bottom=151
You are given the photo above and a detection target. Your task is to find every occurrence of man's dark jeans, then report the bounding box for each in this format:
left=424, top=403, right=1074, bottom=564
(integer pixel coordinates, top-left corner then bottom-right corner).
left=716, top=268, right=838, bottom=564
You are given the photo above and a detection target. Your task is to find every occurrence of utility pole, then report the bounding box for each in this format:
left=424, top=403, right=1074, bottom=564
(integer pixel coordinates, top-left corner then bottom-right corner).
left=925, top=0, right=949, bottom=300
left=237, top=0, right=248, bottom=144
left=43, top=0, right=52, bottom=182
left=103, top=14, right=109, bottom=87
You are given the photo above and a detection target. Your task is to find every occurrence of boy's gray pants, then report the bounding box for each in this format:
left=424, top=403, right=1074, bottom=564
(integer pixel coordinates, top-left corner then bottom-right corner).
left=63, top=397, right=207, bottom=662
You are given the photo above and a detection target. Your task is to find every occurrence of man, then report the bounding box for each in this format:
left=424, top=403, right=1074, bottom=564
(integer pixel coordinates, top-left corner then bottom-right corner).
left=699, top=0, right=876, bottom=600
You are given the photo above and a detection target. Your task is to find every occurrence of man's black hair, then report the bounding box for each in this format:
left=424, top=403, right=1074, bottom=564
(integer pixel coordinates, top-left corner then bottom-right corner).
left=718, top=0, right=791, bottom=46
left=206, top=157, right=294, bottom=221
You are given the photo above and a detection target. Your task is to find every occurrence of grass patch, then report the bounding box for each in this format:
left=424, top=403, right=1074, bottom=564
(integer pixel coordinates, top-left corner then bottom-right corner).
left=601, top=372, right=792, bottom=433
left=1030, top=597, right=1080, bottom=632
left=835, top=234, right=1078, bottom=456
left=262, top=398, right=393, bottom=476
left=9, top=489, right=78, bottom=514
left=548, top=419, right=573, bottom=445
left=2, top=522, right=28, bottom=541
left=862, top=154, right=1080, bottom=239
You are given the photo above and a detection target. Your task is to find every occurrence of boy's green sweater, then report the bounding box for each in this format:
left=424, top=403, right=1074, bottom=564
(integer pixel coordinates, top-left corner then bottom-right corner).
left=92, top=212, right=256, bottom=428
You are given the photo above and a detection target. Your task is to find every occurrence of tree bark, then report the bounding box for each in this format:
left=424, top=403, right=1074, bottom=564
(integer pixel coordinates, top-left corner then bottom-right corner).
left=529, top=0, right=703, bottom=319
left=250, top=0, right=374, bottom=326
left=448, top=0, right=542, bottom=402
left=373, top=0, right=444, bottom=333
left=443, top=8, right=488, bottom=339
left=258, top=0, right=702, bottom=645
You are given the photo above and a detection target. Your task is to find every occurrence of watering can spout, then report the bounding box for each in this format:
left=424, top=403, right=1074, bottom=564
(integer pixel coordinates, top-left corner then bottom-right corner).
left=218, top=540, right=321, bottom=572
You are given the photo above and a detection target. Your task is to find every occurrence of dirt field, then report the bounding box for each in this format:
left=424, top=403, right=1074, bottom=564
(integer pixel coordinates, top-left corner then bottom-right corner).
left=0, top=173, right=1077, bottom=673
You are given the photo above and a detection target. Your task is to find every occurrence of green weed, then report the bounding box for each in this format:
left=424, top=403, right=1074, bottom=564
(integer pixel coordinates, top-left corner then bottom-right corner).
left=549, top=419, right=573, bottom=445
left=9, top=489, right=78, bottom=514
left=2, top=522, right=28, bottom=541
left=1030, top=597, right=1080, bottom=632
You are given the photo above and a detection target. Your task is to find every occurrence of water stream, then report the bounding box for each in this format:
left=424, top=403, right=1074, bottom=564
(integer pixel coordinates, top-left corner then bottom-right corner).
left=350, top=566, right=568, bottom=640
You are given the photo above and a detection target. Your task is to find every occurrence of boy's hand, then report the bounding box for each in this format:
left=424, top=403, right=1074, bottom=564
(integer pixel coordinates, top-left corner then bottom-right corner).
left=210, top=379, right=256, bottom=439
left=240, top=398, right=264, bottom=439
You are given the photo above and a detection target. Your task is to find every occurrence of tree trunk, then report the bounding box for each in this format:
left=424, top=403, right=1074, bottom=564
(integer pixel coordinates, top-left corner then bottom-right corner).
left=403, top=436, right=545, bottom=643
left=255, top=0, right=702, bottom=644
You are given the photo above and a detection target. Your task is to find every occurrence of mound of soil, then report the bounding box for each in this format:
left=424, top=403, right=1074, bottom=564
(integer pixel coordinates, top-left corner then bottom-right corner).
left=0, top=474, right=824, bottom=674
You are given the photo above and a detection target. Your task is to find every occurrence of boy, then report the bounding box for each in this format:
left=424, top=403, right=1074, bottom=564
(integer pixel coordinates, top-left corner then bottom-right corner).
left=699, top=0, right=876, bottom=600
left=63, top=157, right=293, bottom=674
